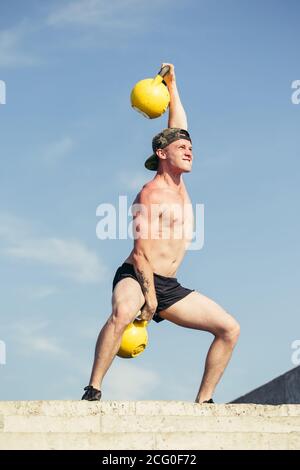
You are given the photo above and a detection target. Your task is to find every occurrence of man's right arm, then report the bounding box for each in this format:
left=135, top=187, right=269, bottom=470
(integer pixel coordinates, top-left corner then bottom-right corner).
left=162, top=63, right=188, bottom=130
left=133, top=255, right=157, bottom=320
left=132, top=190, right=160, bottom=321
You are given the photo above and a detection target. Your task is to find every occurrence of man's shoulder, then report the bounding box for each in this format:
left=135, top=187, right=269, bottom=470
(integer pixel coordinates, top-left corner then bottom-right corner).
left=139, top=183, right=188, bottom=206
left=138, top=183, right=167, bottom=202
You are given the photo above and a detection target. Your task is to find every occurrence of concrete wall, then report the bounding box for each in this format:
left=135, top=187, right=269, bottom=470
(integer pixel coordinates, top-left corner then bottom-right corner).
left=0, top=400, right=300, bottom=450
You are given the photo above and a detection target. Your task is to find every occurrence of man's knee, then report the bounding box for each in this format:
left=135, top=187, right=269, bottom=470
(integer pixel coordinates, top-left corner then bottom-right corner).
left=110, top=302, right=137, bottom=332
left=219, top=317, right=240, bottom=345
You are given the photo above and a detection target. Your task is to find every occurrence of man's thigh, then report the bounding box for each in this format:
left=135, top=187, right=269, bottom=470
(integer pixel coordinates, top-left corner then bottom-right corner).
left=112, top=277, right=145, bottom=316
left=159, top=291, right=237, bottom=335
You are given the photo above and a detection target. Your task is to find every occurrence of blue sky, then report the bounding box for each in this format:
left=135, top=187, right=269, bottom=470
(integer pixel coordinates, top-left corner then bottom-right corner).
left=0, top=0, right=299, bottom=403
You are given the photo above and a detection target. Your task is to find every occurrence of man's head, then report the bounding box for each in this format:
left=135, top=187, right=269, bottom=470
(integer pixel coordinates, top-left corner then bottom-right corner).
left=144, top=128, right=193, bottom=172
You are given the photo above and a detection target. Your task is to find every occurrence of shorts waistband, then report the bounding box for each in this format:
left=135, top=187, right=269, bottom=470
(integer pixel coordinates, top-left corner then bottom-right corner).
left=122, top=262, right=177, bottom=280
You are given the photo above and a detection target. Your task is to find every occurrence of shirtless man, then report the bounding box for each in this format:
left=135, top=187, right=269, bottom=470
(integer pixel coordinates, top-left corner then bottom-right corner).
left=82, top=63, right=240, bottom=403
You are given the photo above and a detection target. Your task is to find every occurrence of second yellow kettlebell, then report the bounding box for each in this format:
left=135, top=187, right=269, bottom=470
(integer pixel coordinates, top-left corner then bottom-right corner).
left=117, top=317, right=148, bottom=359
left=130, top=65, right=170, bottom=119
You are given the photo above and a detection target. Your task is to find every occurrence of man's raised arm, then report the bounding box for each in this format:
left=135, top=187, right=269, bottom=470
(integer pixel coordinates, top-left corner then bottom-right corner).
left=162, top=63, right=188, bottom=130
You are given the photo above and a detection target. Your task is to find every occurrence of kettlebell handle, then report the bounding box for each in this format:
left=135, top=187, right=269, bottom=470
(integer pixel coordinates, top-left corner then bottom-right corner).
left=158, top=65, right=170, bottom=79
left=134, top=315, right=148, bottom=327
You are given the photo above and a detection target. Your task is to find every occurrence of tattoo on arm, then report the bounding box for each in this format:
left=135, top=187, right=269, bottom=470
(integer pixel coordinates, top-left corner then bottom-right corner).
left=136, top=269, right=150, bottom=295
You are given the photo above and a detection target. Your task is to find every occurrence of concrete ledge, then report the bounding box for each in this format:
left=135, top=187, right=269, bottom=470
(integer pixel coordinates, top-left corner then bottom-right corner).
left=1, top=431, right=300, bottom=450
left=1, top=400, right=300, bottom=416
left=1, top=401, right=300, bottom=450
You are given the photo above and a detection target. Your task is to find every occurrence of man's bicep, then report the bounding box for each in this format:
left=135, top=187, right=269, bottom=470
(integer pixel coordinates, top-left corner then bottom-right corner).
left=132, top=205, right=149, bottom=247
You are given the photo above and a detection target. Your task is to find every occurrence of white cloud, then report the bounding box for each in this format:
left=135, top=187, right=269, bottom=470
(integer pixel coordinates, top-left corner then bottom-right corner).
left=47, top=0, right=105, bottom=26
left=79, top=325, right=100, bottom=340
left=42, top=136, right=75, bottom=164
left=27, top=336, right=66, bottom=355
left=117, top=170, right=148, bottom=191
left=47, top=0, right=144, bottom=27
left=0, top=213, right=107, bottom=284
left=21, top=285, right=58, bottom=300
left=46, top=0, right=171, bottom=35
left=0, top=0, right=173, bottom=67
left=12, top=321, right=69, bottom=357
left=5, top=237, right=106, bottom=283
left=0, top=23, right=40, bottom=68
left=105, top=361, right=160, bottom=400
left=0, top=213, right=32, bottom=243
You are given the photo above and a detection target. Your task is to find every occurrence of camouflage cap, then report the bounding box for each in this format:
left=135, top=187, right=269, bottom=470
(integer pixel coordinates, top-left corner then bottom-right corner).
left=144, top=128, right=192, bottom=171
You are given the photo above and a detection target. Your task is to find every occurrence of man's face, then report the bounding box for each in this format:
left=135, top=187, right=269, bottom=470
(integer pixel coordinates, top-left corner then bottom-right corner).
left=157, top=139, right=193, bottom=173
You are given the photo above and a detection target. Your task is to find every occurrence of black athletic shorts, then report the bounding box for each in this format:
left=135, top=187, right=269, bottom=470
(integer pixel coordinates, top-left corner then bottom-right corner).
left=112, top=262, right=194, bottom=323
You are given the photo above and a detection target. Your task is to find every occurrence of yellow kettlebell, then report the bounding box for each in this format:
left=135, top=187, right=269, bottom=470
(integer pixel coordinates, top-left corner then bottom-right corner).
left=117, top=316, right=148, bottom=359
left=130, top=65, right=170, bottom=119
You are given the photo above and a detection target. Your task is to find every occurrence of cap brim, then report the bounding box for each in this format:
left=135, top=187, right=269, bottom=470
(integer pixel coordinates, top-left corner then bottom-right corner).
left=144, top=154, right=158, bottom=171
